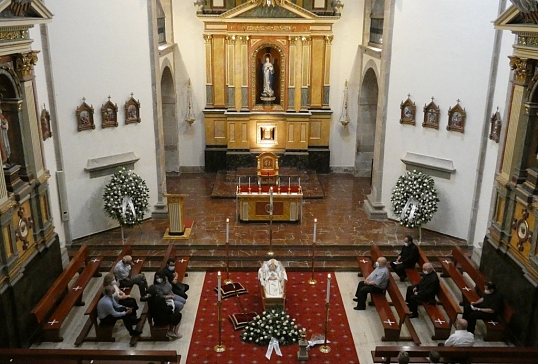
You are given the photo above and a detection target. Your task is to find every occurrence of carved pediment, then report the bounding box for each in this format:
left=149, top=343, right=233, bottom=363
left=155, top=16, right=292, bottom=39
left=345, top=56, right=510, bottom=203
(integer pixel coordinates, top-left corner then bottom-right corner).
left=0, top=0, right=53, bottom=26
left=495, top=4, right=538, bottom=31
left=202, top=0, right=321, bottom=21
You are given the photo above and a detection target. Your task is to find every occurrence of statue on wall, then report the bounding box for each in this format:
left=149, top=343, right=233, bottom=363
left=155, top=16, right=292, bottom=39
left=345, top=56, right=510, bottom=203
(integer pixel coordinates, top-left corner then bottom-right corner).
left=0, top=105, right=11, bottom=168
left=260, top=54, right=276, bottom=102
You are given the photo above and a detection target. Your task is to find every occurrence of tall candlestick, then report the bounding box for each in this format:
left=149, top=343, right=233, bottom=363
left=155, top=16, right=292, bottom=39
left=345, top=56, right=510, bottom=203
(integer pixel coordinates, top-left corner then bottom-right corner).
left=313, top=218, right=317, bottom=243
left=326, top=274, right=331, bottom=303
left=226, top=218, right=229, bottom=243
left=218, top=271, right=222, bottom=302
left=239, top=176, right=241, bottom=187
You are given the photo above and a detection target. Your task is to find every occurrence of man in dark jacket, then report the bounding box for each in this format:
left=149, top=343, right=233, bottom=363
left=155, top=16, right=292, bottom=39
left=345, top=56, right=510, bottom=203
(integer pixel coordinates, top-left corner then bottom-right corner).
left=161, top=258, right=189, bottom=300
left=390, top=235, right=419, bottom=282
left=462, top=281, right=503, bottom=334
left=405, top=262, right=439, bottom=318
left=147, top=285, right=183, bottom=339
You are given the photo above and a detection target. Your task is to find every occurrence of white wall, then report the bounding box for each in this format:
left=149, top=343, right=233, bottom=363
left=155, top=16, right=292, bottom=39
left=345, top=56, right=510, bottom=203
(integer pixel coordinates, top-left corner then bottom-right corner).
left=36, top=0, right=158, bottom=239
left=382, top=0, right=508, bottom=239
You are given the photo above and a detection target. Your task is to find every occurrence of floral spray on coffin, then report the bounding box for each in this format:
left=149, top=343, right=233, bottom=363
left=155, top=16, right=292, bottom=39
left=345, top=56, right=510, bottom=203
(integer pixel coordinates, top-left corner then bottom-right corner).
left=390, top=170, right=439, bottom=242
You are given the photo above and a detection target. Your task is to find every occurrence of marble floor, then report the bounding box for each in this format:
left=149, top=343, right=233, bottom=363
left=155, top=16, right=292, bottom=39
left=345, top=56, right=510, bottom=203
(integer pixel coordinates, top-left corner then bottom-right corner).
left=31, top=270, right=510, bottom=364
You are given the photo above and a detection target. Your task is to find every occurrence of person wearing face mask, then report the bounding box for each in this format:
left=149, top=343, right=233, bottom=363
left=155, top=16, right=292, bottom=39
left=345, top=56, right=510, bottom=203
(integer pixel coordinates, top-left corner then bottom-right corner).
left=161, top=258, right=189, bottom=300
left=353, top=257, right=389, bottom=310
left=102, top=272, right=139, bottom=316
left=405, top=262, right=439, bottom=318
left=390, top=235, right=419, bottom=282
left=114, top=255, right=149, bottom=301
left=153, top=271, right=186, bottom=312
left=462, top=281, right=503, bottom=334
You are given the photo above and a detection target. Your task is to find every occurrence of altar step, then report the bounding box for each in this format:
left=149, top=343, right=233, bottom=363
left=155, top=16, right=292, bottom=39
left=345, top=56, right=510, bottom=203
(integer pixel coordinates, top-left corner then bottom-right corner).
left=68, top=243, right=463, bottom=273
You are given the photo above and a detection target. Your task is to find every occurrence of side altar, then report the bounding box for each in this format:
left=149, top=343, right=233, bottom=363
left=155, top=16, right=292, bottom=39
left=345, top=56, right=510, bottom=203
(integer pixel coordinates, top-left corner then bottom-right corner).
left=236, top=185, right=302, bottom=222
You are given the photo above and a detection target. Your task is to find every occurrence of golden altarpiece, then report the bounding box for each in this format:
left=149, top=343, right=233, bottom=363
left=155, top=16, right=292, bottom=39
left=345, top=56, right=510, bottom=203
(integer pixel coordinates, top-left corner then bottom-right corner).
left=483, top=5, right=538, bottom=347
left=197, top=0, right=343, bottom=173
left=0, top=2, right=60, bottom=348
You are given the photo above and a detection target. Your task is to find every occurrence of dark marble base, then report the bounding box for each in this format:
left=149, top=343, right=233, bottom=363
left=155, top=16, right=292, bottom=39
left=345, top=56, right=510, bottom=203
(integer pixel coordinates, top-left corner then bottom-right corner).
left=204, top=147, right=227, bottom=173
left=308, top=148, right=330, bottom=173
left=481, top=237, right=538, bottom=346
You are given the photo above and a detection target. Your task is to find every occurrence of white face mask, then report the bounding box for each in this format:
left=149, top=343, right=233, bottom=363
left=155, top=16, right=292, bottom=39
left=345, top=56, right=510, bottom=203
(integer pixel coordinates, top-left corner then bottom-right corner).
left=112, top=280, right=117, bottom=285
left=484, top=289, right=492, bottom=295
left=423, top=270, right=428, bottom=275
left=168, top=266, right=175, bottom=271
left=375, top=262, right=379, bottom=268
left=156, top=278, right=163, bottom=284
left=404, top=243, right=408, bottom=247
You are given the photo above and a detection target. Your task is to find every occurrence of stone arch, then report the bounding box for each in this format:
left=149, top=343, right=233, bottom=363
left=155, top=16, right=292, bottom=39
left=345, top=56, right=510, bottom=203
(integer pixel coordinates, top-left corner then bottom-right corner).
left=355, top=67, right=379, bottom=179
left=160, top=65, right=178, bottom=173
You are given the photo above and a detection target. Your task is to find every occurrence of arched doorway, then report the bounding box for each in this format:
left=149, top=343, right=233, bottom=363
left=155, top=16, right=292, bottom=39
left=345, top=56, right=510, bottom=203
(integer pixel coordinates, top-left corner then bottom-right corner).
left=161, top=66, right=178, bottom=173
left=355, top=68, right=378, bottom=180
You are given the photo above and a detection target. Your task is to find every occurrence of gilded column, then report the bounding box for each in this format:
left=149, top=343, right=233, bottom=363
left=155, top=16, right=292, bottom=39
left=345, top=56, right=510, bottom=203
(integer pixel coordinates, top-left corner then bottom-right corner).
left=301, top=36, right=310, bottom=110
left=288, top=36, right=297, bottom=111
left=204, top=34, right=214, bottom=108
left=310, top=36, right=324, bottom=108
left=323, top=36, right=332, bottom=109
left=227, top=35, right=236, bottom=110
left=241, top=35, right=249, bottom=111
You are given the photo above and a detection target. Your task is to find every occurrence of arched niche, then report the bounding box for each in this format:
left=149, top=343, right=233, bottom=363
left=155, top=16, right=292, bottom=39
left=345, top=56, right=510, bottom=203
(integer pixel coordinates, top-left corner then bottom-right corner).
left=0, top=70, right=23, bottom=170
left=160, top=66, right=179, bottom=173
left=251, top=44, right=285, bottom=110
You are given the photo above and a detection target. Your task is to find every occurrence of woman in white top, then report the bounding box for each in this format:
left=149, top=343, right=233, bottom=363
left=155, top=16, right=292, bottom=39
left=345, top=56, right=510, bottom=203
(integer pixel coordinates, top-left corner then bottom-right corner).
left=103, top=272, right=139, bottom=314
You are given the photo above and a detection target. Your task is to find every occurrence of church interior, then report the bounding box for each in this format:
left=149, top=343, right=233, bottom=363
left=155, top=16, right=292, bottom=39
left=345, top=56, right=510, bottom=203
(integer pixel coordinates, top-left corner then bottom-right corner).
left=2, top=0, right=538, bottom=363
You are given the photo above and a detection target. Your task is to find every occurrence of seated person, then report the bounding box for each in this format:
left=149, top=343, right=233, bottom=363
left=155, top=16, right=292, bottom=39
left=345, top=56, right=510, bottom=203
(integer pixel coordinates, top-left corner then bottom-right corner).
left=147, top=285, right=183, bottom=339
left=443, top=318, right=474, bottom=347
left=103, top=272, right=139, bottom=314
left=462, top=281, right=503, bottom=334
left=161, top=258, right=189, bottom=299
left=97, top=285, right=142, bottom=336
left=258, top=259, right=287, bottom=297
left=353, top=256, right=389, bottom=310
left=114, top=255, right=149, bottom=301
left=153, top=271, right=186, bottom=312
left=390, top=235, right=419, bottom=282
left=405, top=262, right=439, bottom=318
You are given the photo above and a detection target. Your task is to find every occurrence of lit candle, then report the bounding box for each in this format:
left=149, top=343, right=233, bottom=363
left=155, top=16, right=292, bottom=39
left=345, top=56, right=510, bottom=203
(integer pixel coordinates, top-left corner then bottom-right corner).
left=298, top=177, right=301, bottom=188
left=288, top=177, right=291, bottom=187
left=248, top=177, right=250, bottom=188
left=226, top=218, right=229, bottom=243
left=218, top=271, right=222, bottom=302
left=313, top=218, right=317, bottom=243
left=239, top=176, right=241, bottom=186
left=326, top=274, right=331, bottom=303
left=270, top=187, right=273, bottom=214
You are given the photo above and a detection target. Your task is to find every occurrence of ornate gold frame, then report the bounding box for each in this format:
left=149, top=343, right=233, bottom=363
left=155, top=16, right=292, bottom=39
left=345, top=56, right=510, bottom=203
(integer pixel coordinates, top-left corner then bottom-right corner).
left=101, top=97, right=118, bottom=128
left=76, top=98, right=95, bottom=131
left=400, top=95, right=416, bottom=125
left=250, top=41, right=286, bottom=111
left=446, top=100, right=466, bottom=133
left=125, top=93, right=141, bottom=124
left=422, top=98, right=440, bottom=130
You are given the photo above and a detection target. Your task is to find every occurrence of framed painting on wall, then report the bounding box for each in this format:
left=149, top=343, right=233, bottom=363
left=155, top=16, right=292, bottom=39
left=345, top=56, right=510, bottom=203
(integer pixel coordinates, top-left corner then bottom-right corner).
left=447, top=100, right=466, bottom=133
left=76, top=98, right=95, bottom=131
left=40, top=106, right=52, bottom=141
left=489, top=109, right=501, bottom=143
left=422, top=97, right=440, bottom=130
left=101, top=96, right=118, bottom=128
left=125, top=93, right=141, bottom=124
left=400, top=95, right=416, bottom=125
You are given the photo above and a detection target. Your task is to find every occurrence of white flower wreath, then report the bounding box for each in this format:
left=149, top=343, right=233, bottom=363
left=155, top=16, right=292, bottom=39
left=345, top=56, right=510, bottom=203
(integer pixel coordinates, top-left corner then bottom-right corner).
left=391, top=170, right=439, bottom=228
left=103, top=167, right=149, bottom=227
left=241, top=308, right=302, bottom=346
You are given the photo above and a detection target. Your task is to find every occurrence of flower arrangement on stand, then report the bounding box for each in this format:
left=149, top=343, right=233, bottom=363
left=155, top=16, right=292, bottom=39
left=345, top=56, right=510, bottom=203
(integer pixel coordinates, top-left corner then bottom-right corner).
left=241, top=307, right=302, bottom=346
left=391, top=170, right=439, bottom=230
left=103, top=167, right=149, bottom=236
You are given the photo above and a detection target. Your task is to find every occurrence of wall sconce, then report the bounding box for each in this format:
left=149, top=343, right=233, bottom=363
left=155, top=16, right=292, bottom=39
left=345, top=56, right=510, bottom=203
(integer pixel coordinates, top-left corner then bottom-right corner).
left=332, top=0, right=344, bottom=14
left=339, top=80, right=350, bottom=127
left=185, top=79, right=195, bottom=126
left=193, top=0, right=204, bottom=13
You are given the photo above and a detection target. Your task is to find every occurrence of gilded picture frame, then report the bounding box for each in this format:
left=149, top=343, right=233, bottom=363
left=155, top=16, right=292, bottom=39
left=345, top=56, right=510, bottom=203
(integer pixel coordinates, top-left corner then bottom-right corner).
left=400, top=95, right=416, bottom=125
left=125, top=93, right=141, bottom=124
left=76, top=98, right=95, bottom=131
left=422, top=98, right=440, bottom=130
left=489, top=109, right=501, bottom=143
left=101, top=97, right=118, bottom=128
left=40, top=106, right=52, bottom=141
left=447, top=101, right=466, bottom=133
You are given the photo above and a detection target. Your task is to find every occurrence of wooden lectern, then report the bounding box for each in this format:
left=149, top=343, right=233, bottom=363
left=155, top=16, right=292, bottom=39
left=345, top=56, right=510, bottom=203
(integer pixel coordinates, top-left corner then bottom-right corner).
left=164, top=194, right=187, bottom=236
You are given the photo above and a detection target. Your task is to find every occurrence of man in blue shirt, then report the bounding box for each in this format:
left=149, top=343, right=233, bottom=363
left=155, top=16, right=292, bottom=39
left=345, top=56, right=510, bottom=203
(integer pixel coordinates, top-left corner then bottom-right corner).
left=97, top=285, right=142, bottom=336
left=354, top=257, right=389, bottom=310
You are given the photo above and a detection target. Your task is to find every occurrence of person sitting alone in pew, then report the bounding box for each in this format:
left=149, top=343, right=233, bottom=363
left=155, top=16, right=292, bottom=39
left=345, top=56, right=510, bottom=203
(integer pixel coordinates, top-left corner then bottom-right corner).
left=97, top=285, right=142, bottom=337
left=147, top=285, right=183, bottom=339
left=443, top=318, right=474, bottom=347
left=353, top=256, right=389, bottom=310
left=114, top=255, right=149, bottom=301
left=153, top=271, right=186, bottom=312
left=405, top=262, right=439, bottom=318
left=162, top=258, right=189, bottom=300
left=463, top=281, right=503, bottom=334
left=103, top=272, right=139, bottom=315
left=390, top=235, right=419, bottom=282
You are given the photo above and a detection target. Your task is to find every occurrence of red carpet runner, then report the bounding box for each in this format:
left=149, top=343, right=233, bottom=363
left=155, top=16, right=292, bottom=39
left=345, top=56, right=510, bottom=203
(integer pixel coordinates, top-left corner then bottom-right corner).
left=186, top=271, right=359, bottom=363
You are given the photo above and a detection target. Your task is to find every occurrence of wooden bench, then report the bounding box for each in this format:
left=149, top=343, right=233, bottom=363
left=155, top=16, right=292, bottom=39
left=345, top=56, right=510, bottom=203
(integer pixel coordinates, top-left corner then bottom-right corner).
left=405, top=246, right=461, bottom=340
left=31, top=245, right=102, bottom=342
left=450, top=247, right=514, bottom=341
left=371, top=345, right=538, bottom=363
left=75, top=245, right=145, bottom=346
left=371, top=245, right=420, bottom=344
left=131, top=242, right=189, bottom=346
left=0, top=348, right=180, bottom=364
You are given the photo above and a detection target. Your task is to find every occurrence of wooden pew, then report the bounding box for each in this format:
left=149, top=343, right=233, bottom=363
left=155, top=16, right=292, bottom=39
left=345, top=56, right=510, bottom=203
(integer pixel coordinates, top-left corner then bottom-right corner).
left=371, top=245, right=420, bottom=345
left=131, top=242, right=190, bottom=346
left=75, top=245, right=145, bottom=346
left=371, top=345, right=538, bottom=363
left=0, top=348, right=180, bottom=364
left=405, top=246, right=461, bottom=340
left=450, top=247, right=514, bottom=341
left=438, top=256, right=481, bottom=306
left=31, top=245, right=102, bottom=342
left=356, top=256, right=401, bottom=341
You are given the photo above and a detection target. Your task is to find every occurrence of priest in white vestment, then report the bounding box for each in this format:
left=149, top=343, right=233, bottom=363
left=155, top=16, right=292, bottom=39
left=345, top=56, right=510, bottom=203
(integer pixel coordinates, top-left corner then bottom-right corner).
left=258, top=259, right=287, bottom=297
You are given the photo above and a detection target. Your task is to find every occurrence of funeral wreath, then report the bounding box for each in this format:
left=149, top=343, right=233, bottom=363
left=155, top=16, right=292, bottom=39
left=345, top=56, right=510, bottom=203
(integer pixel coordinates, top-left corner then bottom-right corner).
left=391, top=170, right=439, bottom=228
left=103, top=167, right=149, bottom=227
left=241, top=307, right=302, bottom=346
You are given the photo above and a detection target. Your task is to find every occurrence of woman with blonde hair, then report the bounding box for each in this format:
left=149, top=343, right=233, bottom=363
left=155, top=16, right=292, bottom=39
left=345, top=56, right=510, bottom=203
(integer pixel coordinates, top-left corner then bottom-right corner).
left=103, top=272, right=139, bottom=315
